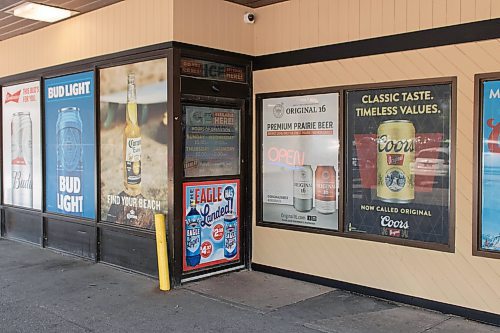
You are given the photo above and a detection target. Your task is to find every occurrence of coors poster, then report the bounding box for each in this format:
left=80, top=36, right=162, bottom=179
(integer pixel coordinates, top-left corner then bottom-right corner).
left=261, top=93, right=339, bottom=230
left=2, top=81, right=42, bottom=210
left=346, top=83, right=452, bottom=244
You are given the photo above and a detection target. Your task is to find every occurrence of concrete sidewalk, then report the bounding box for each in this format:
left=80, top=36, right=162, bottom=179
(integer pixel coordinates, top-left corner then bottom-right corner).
left=0, top=239, right=498, bottom=333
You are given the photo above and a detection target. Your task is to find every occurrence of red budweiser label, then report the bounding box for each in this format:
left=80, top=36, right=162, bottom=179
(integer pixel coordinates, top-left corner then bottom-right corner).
left=5, top=90, right=21, bottom=103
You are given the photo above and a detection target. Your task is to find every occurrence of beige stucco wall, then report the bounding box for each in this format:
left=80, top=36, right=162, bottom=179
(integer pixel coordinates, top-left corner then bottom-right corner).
left=252, top=38, right=500, bottom=314
left=253, top=0, right=500, bottom=55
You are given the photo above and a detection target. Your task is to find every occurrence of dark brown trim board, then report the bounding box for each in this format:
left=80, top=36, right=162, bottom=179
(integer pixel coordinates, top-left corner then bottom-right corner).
left=473, top=72, right=500, bottom=260
left=254, top=18, right=500, bottom=71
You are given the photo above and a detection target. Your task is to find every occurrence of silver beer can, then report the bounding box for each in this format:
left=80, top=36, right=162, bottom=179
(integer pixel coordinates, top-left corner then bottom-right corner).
left=11, top=112, right=33, bottom=208
left=293, top=165, right=313, bottom=212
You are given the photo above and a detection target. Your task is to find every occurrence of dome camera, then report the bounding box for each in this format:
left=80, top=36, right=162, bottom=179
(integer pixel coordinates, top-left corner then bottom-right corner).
left=244, top=12, right=255, bottom=24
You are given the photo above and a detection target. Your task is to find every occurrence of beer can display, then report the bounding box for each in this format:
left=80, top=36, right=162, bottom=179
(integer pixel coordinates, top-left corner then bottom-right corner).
left=315, top=166, right=337, bottom=214
left=56, top=107, right=83, bottom=215
left=376, top=120, right=415, bottom=203
left=11, top=112, right=33, bottom=208
left=293, top=165, right=313, bottom=212
left=223, top=213, right=238, bottom=258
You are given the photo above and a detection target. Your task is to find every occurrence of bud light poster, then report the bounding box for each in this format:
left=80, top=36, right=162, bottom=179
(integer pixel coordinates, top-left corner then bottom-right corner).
left=346, top=83, right=452, bottom=244
left=481, top=80, right=500, bottom=252
left=2, top=81, right=42, bottom=210
left=183, top=180, right=240, bottom=272
left=44, top=71, right=95, bottom=218
left=261, top=93, right=340, bottom=231
left=99, top=59, right=168, bottom=230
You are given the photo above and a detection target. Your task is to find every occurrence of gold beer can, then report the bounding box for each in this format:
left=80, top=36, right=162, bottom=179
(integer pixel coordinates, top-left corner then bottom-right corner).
left=376, top=120, right=415, bottom=203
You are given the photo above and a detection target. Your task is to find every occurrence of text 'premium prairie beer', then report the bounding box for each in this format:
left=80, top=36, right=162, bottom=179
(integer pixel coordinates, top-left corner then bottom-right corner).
left=293, top=165, right=313, bottom=212
left=123, top=73, right=142, bottom=195
left=315, top=166, right=337, bottom=214
left=11, top=112, right=33, bottom=207
left=56, top=107, right=83, bottom=215
left=377, top=120, right=415, bottom=203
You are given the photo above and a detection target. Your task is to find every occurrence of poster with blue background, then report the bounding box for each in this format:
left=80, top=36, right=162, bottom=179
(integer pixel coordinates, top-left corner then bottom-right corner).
left=44, top=71, right=95, bottom=218
left=481, top=80, right=500, bottom=251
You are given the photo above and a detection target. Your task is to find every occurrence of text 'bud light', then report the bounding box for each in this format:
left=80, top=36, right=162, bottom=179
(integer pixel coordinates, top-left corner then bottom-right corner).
left=56, top=107, right=83, bottom=215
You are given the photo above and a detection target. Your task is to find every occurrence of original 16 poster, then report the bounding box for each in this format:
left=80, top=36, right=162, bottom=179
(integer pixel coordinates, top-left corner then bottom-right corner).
left=346, top=84, right=451, bottom=244
left=44, top=71, right=95, bottom=218
left=183, top=180, right=240, bottom=272
left=481, top=80, right=500, bottom=252
left=2, top=81, right=42, bottom=209
left=262, top=93, right=339, bottom=230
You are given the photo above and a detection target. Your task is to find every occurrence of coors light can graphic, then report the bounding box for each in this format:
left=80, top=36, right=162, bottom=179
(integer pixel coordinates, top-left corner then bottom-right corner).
left=293, top=165, right=313, bottom=212
left=57, top=107, right=83, bottom=215
left=376, top=120, right=415, bottom=203
left=11, top=112, right=33, bottom=207
left=315, top=166, right=336, bottom=214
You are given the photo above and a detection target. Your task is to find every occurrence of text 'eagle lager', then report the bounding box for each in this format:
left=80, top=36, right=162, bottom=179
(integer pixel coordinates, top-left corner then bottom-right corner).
left=376, top=120, right=415, bottom=203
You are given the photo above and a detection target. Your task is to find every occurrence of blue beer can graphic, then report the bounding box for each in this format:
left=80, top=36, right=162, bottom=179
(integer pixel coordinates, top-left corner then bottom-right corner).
left=56, top=107, right=83, bottom=215
left=224, top=213, right=238, bottom=258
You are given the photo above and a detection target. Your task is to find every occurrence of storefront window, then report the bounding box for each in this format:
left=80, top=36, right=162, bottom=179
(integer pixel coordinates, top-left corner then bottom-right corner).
left=99, top=58, right=168, bottom=230
left=2, top=81, right=42, bottom=210
left=260, top=92, right=340, bottom=231
left=183, top=106, right=240, bottom=178
left=480, top=79, right=500, bottom=253
left=44, top=71, right=95, bottom=218
left=345, top=83, right=452, bottom=244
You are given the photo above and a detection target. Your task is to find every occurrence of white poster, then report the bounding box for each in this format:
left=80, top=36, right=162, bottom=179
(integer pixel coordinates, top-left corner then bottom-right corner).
left=2, top=81, right=42, bottom=209
left=262, top=93, right=339, bottom=230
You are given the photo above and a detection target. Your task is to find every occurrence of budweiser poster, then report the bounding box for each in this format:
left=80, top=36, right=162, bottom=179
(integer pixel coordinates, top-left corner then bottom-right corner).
left=346, top=83, right=451, bottom=244
left=481, top=80, right=500, bottom=252
left=183, top=179, right=240, bottom=272
left=2, top=81, right=42, bottom=209
left=261, top=93, right=339, bottom=230
left=99, top=59, right=168, bottom=230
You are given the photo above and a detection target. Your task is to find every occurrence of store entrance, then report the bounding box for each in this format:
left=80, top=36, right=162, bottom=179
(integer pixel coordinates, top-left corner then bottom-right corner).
left=179, top=98, right=248, bottom=282
left=176, top=54, right=251, bottom=282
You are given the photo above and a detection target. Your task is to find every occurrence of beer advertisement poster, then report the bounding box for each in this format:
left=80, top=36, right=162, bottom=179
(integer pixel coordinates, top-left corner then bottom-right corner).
left=183, top=180, right=240, bottom=272
left=480, top=80, right=500, bottom=252
left=99, top=59, right=168, bottom=230
left=44, top=71, right=95, bottom=218
left=261, top=93, right=340, bottom=230
left=2, top=81, right=42, bottom=210
left=346, top=84, right=451, bottom=244
left=183, top=106, right=240, bottom=178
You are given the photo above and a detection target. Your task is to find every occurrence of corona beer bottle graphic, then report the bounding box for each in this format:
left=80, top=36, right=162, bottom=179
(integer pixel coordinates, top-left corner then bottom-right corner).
left=123, top=73, right=142, bottom=195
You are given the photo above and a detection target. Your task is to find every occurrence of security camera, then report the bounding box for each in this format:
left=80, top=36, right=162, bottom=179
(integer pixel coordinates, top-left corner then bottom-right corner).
left=244, top=12, right=255, bottom=24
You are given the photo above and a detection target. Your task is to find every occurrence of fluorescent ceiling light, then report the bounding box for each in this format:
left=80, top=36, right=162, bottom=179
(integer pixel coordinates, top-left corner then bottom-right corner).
left=9, top=2, right=77, bottom=23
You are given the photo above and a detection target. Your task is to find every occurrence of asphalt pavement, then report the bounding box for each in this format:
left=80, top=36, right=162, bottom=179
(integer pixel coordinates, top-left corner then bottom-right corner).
left=0, top=238, right=498, bottom=333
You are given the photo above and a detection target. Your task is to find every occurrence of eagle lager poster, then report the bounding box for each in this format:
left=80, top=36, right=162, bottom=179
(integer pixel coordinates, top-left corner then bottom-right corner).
left=261, top=93, right=340, bottom=231
left=346, top=83, right=452, bottom=244
left=481, top=79, right=500, bottom=252
left=99, top=59, right=168, bottom=230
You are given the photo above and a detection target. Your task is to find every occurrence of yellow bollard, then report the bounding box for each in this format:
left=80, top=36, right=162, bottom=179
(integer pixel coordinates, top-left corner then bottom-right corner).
left=154, top=214, right=170, bottom=291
